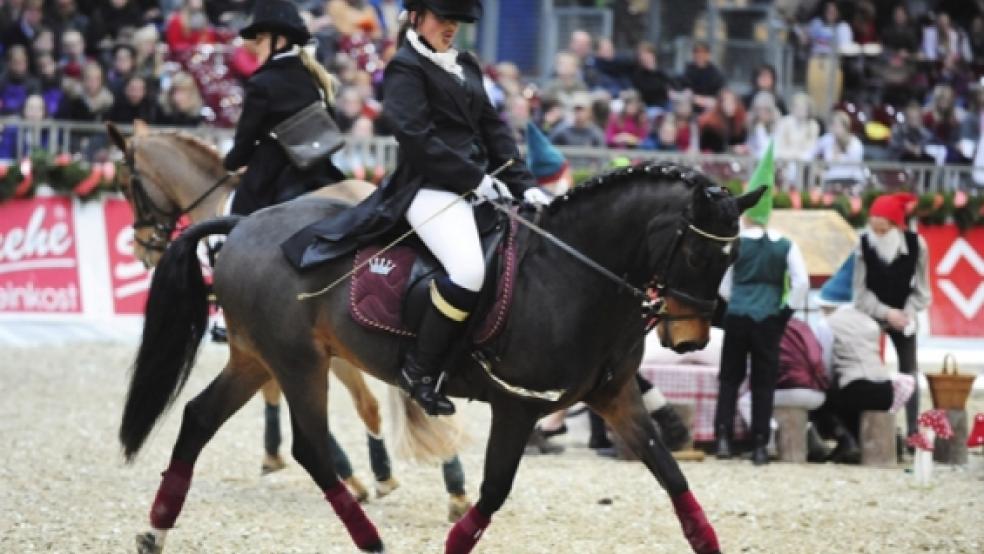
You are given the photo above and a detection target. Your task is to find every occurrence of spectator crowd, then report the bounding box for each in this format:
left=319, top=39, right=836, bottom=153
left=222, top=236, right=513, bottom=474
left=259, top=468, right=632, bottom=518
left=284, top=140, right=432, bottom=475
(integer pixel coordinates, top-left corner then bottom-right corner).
left=1, top=0, right=984, bottom=182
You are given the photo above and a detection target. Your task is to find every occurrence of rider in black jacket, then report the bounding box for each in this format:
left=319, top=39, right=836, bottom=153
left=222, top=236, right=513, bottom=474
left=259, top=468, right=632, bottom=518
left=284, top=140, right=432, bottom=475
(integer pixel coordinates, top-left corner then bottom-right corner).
left=225, top=0, right=345, bottom=215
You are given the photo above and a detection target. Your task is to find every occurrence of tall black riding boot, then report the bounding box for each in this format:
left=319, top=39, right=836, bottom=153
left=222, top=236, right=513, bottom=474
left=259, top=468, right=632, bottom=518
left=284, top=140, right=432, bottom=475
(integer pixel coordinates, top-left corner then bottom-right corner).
left=398, top=280, right=475, bottom=416
left=751, top=434, right=770, bottom=466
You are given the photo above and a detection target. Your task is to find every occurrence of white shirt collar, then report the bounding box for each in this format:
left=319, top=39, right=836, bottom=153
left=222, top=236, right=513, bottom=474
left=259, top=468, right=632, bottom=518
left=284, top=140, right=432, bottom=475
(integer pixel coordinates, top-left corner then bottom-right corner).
left=406, top=29, right=464, bottom=82
left=271, top=45, right=299, bottom=61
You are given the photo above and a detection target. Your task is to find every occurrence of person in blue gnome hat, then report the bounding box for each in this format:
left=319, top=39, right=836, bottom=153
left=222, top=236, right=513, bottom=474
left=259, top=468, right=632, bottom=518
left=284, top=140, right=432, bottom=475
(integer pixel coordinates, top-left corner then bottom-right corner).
left=525, top=121, right=571, bottom=195
left=713, top=142, right=809, bottom=465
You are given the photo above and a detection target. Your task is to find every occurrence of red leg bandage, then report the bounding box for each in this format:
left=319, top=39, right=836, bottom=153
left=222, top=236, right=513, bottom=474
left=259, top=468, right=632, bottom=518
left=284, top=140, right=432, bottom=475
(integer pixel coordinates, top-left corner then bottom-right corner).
left=671, top=490, right=721, bottom=554
left=445, top=506, right=491, bottom=554
left=149, top=458, right=194, bottom=530
left=324, top=482, right=383, bottom=552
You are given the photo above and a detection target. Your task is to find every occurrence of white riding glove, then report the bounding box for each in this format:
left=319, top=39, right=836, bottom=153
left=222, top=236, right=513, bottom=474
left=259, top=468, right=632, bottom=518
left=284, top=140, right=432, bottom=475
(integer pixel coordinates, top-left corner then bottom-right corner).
left=523, top=187, right=553, bottom=206
left=472, top=175, right=512, bottom=204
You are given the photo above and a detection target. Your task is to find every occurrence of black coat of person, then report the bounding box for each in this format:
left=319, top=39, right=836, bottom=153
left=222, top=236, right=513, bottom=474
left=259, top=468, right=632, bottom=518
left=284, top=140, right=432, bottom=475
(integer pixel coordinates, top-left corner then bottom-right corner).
left=282, top=37, right=536, bottom=269
left=224, top=0, right=345, bottom=215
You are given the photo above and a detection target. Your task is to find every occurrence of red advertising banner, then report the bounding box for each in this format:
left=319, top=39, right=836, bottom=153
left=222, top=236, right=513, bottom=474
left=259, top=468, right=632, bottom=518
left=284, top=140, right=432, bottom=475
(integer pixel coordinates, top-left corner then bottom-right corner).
left=103, top=198, right=151, bottom=315
left=0, top=197, right=83, bottom=314
left=922, top=225, right=984, bottom=337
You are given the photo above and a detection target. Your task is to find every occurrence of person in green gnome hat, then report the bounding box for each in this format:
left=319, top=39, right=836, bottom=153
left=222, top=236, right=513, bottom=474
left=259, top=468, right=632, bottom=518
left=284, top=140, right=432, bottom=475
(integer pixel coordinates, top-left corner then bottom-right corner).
left=713, top=141, right=809, bottom=465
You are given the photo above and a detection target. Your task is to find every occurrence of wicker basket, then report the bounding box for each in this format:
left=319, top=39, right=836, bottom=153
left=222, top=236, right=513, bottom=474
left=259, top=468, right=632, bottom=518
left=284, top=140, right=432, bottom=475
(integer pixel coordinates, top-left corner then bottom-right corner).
left=926, top=354, right=977, bottom=410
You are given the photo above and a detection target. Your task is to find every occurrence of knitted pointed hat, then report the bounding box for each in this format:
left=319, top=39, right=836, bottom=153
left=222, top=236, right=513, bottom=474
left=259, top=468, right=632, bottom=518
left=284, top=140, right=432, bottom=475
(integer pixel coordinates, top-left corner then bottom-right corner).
left=818, top=254, right=854, bottom=306
left=526, top=121, right=568, bottom=185
left=744, top=141, right=775, bottom=225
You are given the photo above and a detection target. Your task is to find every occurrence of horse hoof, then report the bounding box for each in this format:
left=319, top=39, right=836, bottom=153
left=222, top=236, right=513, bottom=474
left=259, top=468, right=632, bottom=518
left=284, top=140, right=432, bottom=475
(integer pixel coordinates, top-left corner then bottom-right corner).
left=261, top=454, right=287, bottom=475
left=136, top=532, right=163, bottom=554
left=345, top=476, right=370, bottom=503
left=447, top=494, right=472, bottom=523
left=375, top=477, right=400, bottom=499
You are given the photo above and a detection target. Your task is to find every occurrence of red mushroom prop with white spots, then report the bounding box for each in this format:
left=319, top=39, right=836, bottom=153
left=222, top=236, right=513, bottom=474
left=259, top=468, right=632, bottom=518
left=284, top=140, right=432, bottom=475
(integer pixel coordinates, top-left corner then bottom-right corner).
left=967, top=413, right=984, bottom=449
left=911, top=410, right=953, bottom=487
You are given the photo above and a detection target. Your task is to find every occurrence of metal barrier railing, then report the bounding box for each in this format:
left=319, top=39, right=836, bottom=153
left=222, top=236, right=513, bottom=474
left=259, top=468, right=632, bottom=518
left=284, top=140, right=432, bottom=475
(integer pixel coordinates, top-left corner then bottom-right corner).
left=2, top=118, right=980, bottom=193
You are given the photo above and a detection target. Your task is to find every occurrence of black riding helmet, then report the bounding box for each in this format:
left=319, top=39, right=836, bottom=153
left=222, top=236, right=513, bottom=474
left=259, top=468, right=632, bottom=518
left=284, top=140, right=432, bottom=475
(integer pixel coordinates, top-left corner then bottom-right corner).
left=239, top=0, right=311, bottom=45
left=406, top=0, right=483, bottom=23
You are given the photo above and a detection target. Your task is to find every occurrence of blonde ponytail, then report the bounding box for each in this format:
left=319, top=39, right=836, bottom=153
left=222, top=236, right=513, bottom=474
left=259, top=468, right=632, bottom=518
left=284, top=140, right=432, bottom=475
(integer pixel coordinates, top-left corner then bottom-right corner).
left=298, top=46, right=336, bottom=105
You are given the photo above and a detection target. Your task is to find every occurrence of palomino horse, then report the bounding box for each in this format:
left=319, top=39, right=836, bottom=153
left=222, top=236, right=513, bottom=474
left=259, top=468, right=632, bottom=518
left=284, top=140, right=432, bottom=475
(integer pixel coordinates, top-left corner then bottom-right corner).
left=105, top=123, right=471, bottom=520
left=121, top=160, right=764, bottom=553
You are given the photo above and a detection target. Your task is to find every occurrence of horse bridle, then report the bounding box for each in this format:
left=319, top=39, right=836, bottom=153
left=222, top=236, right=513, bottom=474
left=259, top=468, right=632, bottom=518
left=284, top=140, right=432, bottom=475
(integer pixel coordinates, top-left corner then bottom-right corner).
left=122, top=148, right=233, bottom=253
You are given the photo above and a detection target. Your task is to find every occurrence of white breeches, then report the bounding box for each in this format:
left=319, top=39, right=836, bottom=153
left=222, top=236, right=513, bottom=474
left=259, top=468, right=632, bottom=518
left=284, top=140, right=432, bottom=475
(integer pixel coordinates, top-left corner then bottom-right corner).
left=405, top=188, right=485, bottom=292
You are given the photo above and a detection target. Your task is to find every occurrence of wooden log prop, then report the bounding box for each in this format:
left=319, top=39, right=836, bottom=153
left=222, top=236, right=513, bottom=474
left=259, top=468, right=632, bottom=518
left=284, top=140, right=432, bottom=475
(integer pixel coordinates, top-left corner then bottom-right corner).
left=860, top=411, right=897, bottom=467
left=774, top=406, right=808, bottom=463
left=933, top=410, right=967, bottom=465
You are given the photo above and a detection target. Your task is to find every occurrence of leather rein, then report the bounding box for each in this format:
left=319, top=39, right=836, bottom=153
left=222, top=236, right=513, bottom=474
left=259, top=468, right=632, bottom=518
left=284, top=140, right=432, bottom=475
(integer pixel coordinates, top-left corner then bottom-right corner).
left=122, top=149, right=233, bottom=252
left=490, top=200, right=737, bottom=333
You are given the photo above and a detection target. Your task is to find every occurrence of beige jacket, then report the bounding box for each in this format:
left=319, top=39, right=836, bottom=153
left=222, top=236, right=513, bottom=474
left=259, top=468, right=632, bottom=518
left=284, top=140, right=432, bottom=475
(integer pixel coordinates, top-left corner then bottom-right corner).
left=827, top=305, right=892, bottom=388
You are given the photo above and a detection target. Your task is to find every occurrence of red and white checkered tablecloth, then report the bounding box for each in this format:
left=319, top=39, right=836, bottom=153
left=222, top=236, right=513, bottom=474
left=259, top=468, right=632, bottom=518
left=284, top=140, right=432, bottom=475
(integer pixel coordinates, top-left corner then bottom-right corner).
left=639, top=362, right=748, bottom=443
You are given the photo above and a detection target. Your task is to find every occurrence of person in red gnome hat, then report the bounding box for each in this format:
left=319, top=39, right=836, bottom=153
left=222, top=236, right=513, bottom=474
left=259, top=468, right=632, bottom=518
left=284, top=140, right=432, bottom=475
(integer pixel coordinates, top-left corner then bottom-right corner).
left=852, top=192, right=930, bottom=438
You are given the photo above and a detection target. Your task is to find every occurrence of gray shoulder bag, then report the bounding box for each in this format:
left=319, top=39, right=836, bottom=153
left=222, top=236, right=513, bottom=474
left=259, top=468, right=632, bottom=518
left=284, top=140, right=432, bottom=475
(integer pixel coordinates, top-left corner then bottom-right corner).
left=269, top=88, right=346, bottom=170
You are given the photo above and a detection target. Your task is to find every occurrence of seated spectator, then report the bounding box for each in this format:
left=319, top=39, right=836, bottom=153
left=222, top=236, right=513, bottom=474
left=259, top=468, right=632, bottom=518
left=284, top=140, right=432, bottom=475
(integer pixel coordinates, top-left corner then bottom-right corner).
left=104, top=74, right=159, bottom=123
left=87, top=0, right=145, bottom=53
left=493, top=62, right=524, bottom=101
left=157, top=71, right=203, bottom=127
left=667, top=90, right=698, bottom=152
left=697, top=88, right=747, bottom=154
left=596, top=40, right=673, bottom=110
left=30, top=27, right=56, bottom=62
left=0, top=94, right=50, bottom=160
left=682, top=41, right=725, bottom=113
left=567, top=29, right=601, bottom=91
left=810, top=304, right=915, bottom=464
left=504, top=94, right=531, bottom=144
left=969, top=14, right=984, bottom=62
left=0, top=45, right=40, bottom=116
left=803, top=1, right=852, bottom=118
left=537, top=94, right=566, bottom=136
left=229, top=37, right=261, bottom=82
left=334, top=87, right=365, bottom=133
left=921, top=11, right=971, bottom=64
left=548, top=92, right=605, bottom=148
left=371, top=0, right=403, bottom=43
left=132, top=24, right=163, bottom=83
left=923, top=84, right=963, bottom=158
left=164, top=0, right=218, bottom=54
left=813, top=110, right=865, bottom=186
left=2, top=0, right=43, bottom=51
left=775, top=93, right=820, bottom=186
left=106, top=43, right=136, bottom=95
left=327, top=0, right=382, bottom=42
left=56, top=60, right=114, bottom=121
left=44, top=0, right=89, bottom=39
left=542, top=51, right=588, bottom=109
left=959, top=86, right=984, bottom=165
left=34, top=52, right=63, bottom=117
left=204, top=0, right=253, bottom=28
left=881, top=4, right=919, bottom=57
left=58, top=29, right=90, bottom=82
left=890, top=101, right=935, bottom=163
left=849, top=0, right=878, bottom=45
left=743, top=65, right=786, bottom=115
left=642, top=113, right=681, bottom=152
left=332, top=115, right=384, bottom=183
left=605, top=89, right=648, bottom=149
left=880, top=51, right=918, bottom=109
left=746, top=91, right=781, bottom=160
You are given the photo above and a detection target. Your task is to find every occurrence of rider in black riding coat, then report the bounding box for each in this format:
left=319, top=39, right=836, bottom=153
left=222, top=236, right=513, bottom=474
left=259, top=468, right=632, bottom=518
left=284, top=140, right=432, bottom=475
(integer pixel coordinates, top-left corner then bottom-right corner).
left=224, top=0, right=345, bottom=216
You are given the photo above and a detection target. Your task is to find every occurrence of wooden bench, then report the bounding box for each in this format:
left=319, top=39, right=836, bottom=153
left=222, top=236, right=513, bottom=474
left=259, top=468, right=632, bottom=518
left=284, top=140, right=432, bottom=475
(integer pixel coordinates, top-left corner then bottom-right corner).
left=860, top=411, right=897, bottom=467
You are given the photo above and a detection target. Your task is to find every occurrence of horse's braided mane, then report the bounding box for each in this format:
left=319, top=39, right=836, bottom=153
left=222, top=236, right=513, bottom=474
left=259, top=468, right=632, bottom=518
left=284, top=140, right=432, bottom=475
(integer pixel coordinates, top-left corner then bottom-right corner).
left=547, top=161, right=719, bottom=213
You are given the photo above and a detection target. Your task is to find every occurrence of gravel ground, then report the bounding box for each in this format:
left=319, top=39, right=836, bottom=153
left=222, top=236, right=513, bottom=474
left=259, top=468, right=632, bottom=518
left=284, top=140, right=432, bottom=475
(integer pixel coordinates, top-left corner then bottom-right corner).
left=1, top=342, right=982, bottom=553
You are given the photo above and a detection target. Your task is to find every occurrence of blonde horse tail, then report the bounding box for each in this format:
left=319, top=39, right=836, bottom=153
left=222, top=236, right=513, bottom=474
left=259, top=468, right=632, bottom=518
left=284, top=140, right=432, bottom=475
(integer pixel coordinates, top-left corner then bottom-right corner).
left=386, top=386, right=464, bottom=464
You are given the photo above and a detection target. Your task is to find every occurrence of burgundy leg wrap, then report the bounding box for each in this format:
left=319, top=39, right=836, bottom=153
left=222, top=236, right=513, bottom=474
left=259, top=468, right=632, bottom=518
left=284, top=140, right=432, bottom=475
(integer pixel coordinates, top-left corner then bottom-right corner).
left=445, top=506, right=491, bottom=554
left=671, top=490, right=721, bottom=554
left=149, top=458, right=194, bottom=529
left=324, top=482, right=383, bottom=552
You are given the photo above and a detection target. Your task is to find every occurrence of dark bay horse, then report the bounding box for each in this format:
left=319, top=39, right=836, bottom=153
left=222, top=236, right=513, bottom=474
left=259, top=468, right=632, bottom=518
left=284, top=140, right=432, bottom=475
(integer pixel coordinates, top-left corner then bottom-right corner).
left=105, top=123, right=470, bottom=517
left=120, top=162, right=763, bottom=553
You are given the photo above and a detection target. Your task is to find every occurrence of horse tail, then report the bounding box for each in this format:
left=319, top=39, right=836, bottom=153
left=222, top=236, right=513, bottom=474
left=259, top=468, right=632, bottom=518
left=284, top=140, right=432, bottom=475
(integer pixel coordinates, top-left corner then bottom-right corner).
left=386, top=386, right=465, bottom=464
left=119, top=216, right=242, bottom=462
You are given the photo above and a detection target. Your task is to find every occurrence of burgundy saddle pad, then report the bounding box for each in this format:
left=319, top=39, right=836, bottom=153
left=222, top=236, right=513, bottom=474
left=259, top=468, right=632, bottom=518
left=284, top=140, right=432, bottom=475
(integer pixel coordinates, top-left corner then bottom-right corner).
left=349, top=221, right=518, bottom=345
